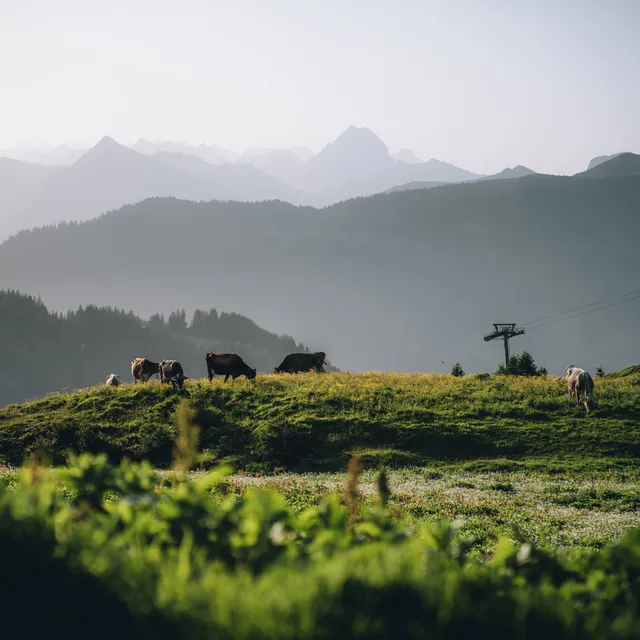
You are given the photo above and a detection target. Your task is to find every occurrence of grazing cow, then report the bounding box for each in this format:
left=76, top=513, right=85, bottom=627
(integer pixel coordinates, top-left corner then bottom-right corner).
left=159, top=359, right=188, bottom=391
left=131, top=357, right=160, bottom=383
left=105, top=374, right=122, bottom=387
left=274, top=352, right=326, bottom=374
left=205, top=352, right=257, bottom=382
left=554, top=365, right=595, bottom=412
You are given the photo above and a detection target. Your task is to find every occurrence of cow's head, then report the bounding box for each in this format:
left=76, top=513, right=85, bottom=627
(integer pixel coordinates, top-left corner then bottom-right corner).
left=172, top=374, right=187, bottom=390
left=248, top=368, right=257, bottom=380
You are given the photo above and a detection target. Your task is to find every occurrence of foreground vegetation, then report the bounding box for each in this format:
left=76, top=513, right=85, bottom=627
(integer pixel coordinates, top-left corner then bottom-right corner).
left=212, top=466, right=640, bottom=552
left=1, top=372, right=639, bottom=472
left=2, top=443, right=639, bottom=639
left=2, top=373, right=638, bottom=637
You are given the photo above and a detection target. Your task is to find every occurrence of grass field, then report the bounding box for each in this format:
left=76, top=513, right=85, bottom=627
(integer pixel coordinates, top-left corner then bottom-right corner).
left=213, top=466, right=640, bottom=552
left=1, top=372, right=638, bottom=553
left=1, top=372, right=639, bottom=637
left=1, top=372, right=639, bottom=471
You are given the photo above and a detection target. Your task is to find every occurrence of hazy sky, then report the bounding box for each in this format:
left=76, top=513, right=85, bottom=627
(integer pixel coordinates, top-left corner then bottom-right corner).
left=2, top=0, right=639, bottom=174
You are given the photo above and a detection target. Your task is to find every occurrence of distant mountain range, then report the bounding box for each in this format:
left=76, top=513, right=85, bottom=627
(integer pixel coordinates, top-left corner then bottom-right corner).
left=0, top=143, right=87, bottom=166
left=1, top=152, right=639, bottom=375
left=1, top=127, right=636, bottom=239
left=0, top=136, right=306, bottom=238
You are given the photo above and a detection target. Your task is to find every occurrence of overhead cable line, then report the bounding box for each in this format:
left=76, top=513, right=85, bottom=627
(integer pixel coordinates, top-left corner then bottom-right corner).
left=525, top=293, right=640, bottom=332
left=523, top=286, right=640, bottom=328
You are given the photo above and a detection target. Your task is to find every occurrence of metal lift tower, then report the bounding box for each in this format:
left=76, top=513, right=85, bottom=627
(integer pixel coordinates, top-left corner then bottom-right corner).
left=484, top=323, right=525, bottom=367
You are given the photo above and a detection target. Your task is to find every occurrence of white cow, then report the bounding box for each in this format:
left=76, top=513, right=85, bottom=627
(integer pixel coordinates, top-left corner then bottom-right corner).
left=106, top=373, right=122, bottom=387
left=554, top=365, right=595, bottom=412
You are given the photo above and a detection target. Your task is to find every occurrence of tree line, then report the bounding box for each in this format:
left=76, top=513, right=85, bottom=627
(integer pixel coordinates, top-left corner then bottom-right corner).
left=451, top=351, right=548, bottom=377
left=0, top=289, right=330, bottom=407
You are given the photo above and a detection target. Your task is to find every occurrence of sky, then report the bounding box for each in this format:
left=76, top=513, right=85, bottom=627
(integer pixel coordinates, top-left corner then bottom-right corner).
left=1, top=0, right=639, bottom=175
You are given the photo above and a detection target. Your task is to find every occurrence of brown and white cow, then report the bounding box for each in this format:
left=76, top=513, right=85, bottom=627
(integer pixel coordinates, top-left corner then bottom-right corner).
left=131, top=357, right=160, bottom=383
left=554, top=365, right=595, bottom=412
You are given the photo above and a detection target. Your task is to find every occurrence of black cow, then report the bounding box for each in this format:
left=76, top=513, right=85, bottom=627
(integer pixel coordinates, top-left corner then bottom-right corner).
left=159, top=359, right=188, bottom=390
left=205, top=352, right=257, bottom=382
left=131, top=357, right=160, bottom=383
left=274, top=352, right=326, bottom=374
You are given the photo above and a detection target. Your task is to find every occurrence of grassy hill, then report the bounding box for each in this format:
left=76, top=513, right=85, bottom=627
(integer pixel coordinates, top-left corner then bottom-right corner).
left=2, top=372, right=638, bottom=472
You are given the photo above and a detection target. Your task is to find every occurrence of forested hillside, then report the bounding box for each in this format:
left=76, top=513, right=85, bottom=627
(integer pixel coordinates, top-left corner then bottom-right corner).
left=0, top=290, right=327, bottom=406
left=1, top=170, right=638, bottom=375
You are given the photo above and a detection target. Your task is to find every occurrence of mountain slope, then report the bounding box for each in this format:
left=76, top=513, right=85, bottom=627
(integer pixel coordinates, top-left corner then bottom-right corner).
left=133, top=139, right=233, bottom=165
left=0, top=158, right=60, bottom=230
left=305, top=126, right=395, bottom=191
left=578, top=152, right=640, bottom=178
left=2, top=137, right=307, bottom=239
left=152, top=152, right=306, bottom=203
left=587, top=153, right=624, bottom=170
left=392, top=148, right=422, bottom=164
left=303, top=126, right=479, bottom=201
left=478, top=165, right=537, bottom=181
left=386, top=181, right=446, bottom=194
left=1, top=173, right=638, bottom=375
left=235, top=149, right=307, bottom=189
left=1, top=144, right=86, bottom=165
left=321, top=158, right=479, bottom=202
left=4, top=136, right=214, bottom=236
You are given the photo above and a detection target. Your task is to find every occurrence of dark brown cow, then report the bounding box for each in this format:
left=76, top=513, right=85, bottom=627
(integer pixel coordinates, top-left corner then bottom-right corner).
left=274, top=352, right=326, bottom=374
left=131, top=357, right=160, bottom=383
left=205, top=352, right=257, bottom=382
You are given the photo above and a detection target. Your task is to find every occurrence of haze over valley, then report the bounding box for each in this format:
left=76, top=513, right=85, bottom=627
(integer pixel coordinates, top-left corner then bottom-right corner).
left=1, top=0, right=639, bottom=398
left=2, top=150, right=639, bottom=385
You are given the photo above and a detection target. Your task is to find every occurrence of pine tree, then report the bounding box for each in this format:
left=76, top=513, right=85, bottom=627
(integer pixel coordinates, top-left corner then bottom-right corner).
left=516, top=351, right=538, bottom=376
left=167, top=309, right=187, bottom=334
left=146, top=313, right=165, bottom=332
left=451, top=363, right=465, bottom=377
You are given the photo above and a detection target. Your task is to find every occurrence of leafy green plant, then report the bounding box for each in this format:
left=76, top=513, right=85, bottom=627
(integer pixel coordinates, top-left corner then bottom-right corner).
left=1, top=453, right=639, bottom=639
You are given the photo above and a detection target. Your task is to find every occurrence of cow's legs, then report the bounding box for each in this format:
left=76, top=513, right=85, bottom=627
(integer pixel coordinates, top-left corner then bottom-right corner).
left=224, top=374, right=230, bottom=383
